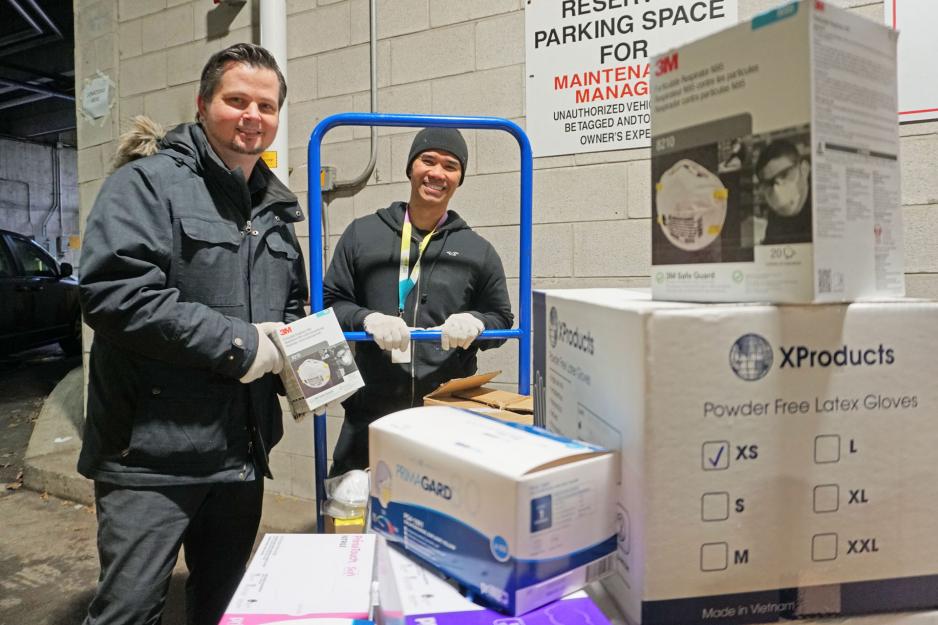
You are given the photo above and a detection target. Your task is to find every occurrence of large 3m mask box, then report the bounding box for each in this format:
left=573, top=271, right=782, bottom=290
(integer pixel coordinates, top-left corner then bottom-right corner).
left=368, top=406, right=617, bottom=616
left=650, top=1, right=903, bottom=303
left=533, top=288, right=938, bottom=625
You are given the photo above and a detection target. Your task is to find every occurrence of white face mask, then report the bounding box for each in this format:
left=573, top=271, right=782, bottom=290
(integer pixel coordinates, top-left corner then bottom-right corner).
left=298, top=358, right=331, bottom=389
left=655, top=159, right=728, bottom=252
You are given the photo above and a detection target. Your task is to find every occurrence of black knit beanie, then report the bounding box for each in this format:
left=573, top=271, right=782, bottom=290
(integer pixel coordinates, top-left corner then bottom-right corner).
left=405, top=127, right=468, bottom=186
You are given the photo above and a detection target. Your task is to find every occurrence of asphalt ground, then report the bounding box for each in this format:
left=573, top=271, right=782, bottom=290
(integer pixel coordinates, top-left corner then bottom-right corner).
left=0, top=346, right=188, bottom=625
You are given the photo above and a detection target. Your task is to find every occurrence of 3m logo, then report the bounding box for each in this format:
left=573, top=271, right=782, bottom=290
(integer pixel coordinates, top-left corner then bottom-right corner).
left=815, top=1, right=825, bottom=10
left=654, top=52, right=678, bottom=77
left=279, top=327, right=292, bottom=336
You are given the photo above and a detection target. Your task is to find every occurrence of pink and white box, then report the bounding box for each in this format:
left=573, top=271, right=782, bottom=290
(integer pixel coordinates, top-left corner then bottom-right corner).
left=220, top=533, right=376, bottom=625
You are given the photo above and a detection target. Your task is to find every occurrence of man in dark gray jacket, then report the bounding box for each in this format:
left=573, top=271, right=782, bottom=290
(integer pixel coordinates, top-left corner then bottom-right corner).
left=323, top=128, right=513, bottom=475
left=78, top=44, right=307, bottom=625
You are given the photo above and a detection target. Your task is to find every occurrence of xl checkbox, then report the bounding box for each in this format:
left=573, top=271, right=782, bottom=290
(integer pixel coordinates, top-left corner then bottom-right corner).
left=702, top=441, right=730, bottom=470
left=701, top=492, right=730, bottom=521
left=700, top=542, right=728, bottom=571
left=812, top=533, right=838, bottom=561
left=813, top=484, right=839, bottom=513
left=815, top=435, right=841, bottom=464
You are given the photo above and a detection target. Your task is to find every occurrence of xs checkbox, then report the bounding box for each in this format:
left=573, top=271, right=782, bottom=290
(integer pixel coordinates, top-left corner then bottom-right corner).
left=701, top=492, right=730, bottom=522
left=702, top=441, right=730, bottom=471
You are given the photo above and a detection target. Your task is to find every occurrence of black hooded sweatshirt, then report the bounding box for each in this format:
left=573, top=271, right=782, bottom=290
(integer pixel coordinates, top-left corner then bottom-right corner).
left=323, top=202, right=513, bottom=415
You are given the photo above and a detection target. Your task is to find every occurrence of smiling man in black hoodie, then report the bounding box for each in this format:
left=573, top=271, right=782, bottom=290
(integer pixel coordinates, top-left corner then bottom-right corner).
left=323, top=127, right=513, bottom=475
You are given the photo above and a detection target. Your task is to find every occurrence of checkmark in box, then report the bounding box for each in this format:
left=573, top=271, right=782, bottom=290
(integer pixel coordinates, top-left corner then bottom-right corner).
left=702, top=441, right=730, bottom=471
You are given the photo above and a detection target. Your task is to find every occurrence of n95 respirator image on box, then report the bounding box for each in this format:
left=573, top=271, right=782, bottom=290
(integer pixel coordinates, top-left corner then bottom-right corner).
left=656, top=158, right=728, bottom=252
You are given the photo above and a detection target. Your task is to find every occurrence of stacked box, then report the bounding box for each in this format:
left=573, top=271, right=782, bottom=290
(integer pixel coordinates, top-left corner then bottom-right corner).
left=220, top=533, right=376, bottom=625
left=534, top=288, right=938, bottom=625
left=374, top=536, right=612, bottom=625
left=368, top=405, right=617, bottom=616
left=649, top=0, right=902, bottom=303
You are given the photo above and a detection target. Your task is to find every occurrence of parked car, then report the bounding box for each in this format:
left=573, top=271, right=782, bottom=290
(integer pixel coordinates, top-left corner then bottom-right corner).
left=0, top=229, right=81, bottom=356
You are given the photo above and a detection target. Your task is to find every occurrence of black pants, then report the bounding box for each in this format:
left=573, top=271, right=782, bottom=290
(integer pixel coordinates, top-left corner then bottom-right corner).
left=329, top=410, right=375, bottom=478
left=83, top=478, right=264, bottom=625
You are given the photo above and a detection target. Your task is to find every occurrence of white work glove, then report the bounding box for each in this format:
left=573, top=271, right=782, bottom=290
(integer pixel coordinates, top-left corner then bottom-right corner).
left=239, top=322, right=285, bottom=384
left=364, top=312, right=410, bottom=352
left=438, top=313, right=485, bottom=351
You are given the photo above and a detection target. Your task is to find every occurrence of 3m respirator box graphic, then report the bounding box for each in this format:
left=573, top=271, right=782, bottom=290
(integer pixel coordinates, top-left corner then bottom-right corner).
left=650, top=1, right=903, bottom=303
left=534, top=288, right=938, bottom=625
left=368, top=406, right=617, bottom=616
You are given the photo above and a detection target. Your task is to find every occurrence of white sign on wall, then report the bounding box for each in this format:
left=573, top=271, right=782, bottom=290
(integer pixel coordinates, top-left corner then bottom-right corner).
left=884, top=0, right=938, bottom=123
left=525, top=0, right=737, bottom=157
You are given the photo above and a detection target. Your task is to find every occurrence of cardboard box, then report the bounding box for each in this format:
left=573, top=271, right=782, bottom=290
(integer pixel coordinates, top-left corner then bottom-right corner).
left=374, top=536, right=613, bottom=625
left=650, top=1, right=903, bottom=303
left=219, top=533, right=376, bottom=625
left=423, top=371, right=533, bottom=425
left=368, top=405, right=617, bottom=616
left=534, top=288, right=938, bottom=625
left=272, top=308, right=364, bottom=420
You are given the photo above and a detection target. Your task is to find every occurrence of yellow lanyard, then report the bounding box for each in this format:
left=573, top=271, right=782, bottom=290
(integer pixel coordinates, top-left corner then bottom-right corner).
left=398, top=209, right=446, bottom=313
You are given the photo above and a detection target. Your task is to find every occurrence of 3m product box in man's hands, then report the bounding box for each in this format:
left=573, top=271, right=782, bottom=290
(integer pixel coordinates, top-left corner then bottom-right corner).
left=650, top=1, right=903, bottom=303
left=272, top=308, right=363, bottom=421
left=368, top=406, right=617, bottom=616
left=374, top=536, right=613, bottom=625
left=534, top=288, right=938, bottom=625
left=219, top=533, right=376, bottom=625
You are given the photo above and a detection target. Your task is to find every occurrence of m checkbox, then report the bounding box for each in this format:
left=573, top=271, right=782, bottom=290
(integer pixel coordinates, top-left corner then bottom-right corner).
left=700, top=542, right=728, bottom=571
left=702, top=441, right=730, bottom=471
left=813, top=484, right=839, bottom=513
left=814, top=435, right=841, bottom=464
left=701, top=492, right=730, bottom=522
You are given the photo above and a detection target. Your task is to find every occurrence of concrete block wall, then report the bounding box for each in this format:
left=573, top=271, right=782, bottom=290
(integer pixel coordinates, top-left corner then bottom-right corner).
left=74, top=0, right=938, bottom=502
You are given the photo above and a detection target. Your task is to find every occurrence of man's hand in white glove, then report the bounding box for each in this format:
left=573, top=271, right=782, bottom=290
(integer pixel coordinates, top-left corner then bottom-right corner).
left=438, top=313, right=485, bottom=351
left=239, top=322, right=285, bottom=384
left=364, top=312, right=410, bottom=352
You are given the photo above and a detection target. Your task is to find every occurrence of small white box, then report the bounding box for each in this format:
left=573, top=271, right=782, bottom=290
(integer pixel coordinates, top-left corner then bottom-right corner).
left=272, top=308, right=364, bottom=419
left=375, top=537, right=612, bottom=625
left=650, top=1, right=902, bottom=303
left=219, top=533, right=376, bottom=625
left=534, top=288, right=938, bottom=624
left=369, top=406, right=617, bottom=615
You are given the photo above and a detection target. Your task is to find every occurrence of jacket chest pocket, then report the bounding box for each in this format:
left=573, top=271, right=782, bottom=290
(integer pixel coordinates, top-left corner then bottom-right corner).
left=174, top=217, right=244, bottom=306
left=264, top=227, right=300, bottom=312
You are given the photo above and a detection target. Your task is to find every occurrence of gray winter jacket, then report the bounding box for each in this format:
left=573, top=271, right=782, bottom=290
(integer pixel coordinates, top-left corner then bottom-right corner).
left=78, top=121, right=308, bottom=485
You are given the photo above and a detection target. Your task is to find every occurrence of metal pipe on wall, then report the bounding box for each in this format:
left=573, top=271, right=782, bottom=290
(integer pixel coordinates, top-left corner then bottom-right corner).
left=260, top=0, right=288, bottom=186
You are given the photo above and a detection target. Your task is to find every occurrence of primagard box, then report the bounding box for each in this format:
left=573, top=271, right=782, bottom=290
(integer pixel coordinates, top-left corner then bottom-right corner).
left=219, top=533, right=375, bottom=625
left=374, top=536, right=613, bottom=625
left=650, top=1, right=903, bottom=303
left=534, top=288, right=938, bottom=625
left=369, top=406, right=617, bottom=616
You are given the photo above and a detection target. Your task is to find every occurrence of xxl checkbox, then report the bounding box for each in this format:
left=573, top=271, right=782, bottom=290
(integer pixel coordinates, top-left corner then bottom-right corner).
left=812, top=533, right=838, bottom=561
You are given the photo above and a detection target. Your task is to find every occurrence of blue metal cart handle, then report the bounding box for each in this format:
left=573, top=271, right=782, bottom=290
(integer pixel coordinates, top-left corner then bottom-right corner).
left=307, top=112, right=533, bottom=531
